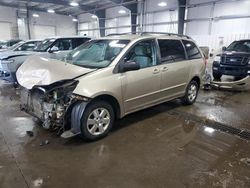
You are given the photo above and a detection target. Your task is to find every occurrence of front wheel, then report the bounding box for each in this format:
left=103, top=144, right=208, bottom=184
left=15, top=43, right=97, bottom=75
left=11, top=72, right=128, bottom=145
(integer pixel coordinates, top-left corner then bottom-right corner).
left=182, top=80, right=199, bottom=105
left=80, top=100, right=114, bottom=141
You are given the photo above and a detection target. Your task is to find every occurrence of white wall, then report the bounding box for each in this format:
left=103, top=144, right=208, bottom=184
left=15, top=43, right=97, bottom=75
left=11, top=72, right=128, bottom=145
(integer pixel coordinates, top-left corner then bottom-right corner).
left=142, top=0, right=178, bottom=33
left=105, top=6, right=131, bottom=35
left=78, top=6, right=132, bottom=37
left=78, top=13, right=100, bottom=37
left=186, top=0, right=250, bottom=50
left=29, top=11, right=76, bottom=39
left=0, top=6, right=77, bottom=40
left=0, top=6, right=18, bottom=40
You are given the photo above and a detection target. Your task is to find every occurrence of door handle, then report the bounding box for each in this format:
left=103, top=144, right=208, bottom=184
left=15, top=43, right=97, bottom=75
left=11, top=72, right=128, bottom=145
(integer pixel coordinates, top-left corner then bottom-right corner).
left=162, top=67, right=168, bottom=72
left=153, top=68, right=160, bottom=74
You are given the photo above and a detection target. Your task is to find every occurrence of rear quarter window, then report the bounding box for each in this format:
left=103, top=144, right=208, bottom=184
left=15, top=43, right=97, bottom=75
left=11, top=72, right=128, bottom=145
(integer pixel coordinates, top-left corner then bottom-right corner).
left=182, top=40, right=202, bottom=60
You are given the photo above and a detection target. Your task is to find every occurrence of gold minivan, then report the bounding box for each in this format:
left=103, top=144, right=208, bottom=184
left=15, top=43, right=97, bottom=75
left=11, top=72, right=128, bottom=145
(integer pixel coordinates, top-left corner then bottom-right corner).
left=17, top=33, right=206, bottom=141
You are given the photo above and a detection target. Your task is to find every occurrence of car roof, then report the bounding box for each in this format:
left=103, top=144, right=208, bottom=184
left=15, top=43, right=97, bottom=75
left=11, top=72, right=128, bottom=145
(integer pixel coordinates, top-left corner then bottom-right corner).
left=235, top=39, right=250, bottom=42
left=45, top=36, right=90, bottom=39
left=100, top=33, right=193, bottom=41
left=25, top=39, right=43, bottom=42
left=8, top=39, right=22, bottom=42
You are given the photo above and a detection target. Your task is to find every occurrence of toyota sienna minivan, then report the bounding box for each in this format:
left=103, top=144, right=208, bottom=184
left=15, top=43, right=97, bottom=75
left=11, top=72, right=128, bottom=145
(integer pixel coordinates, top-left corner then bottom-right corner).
left=17, top=33, right=206, bottom=141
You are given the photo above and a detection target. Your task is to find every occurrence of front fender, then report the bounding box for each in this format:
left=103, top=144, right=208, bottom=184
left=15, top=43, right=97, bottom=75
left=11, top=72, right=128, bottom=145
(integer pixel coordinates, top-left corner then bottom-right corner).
left=70, top=101, right=89, bottom=134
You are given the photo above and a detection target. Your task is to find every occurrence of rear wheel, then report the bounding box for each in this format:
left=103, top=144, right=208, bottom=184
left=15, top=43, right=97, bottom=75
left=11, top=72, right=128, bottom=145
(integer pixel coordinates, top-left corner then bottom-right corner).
left=80, top=100, right=114, bottom=141
left=182, top=80, right=199, bottom=105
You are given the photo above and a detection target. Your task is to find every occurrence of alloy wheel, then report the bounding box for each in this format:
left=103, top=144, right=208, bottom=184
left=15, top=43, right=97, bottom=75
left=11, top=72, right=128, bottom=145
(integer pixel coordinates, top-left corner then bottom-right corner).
left=86, top=108, right=111, bottom=136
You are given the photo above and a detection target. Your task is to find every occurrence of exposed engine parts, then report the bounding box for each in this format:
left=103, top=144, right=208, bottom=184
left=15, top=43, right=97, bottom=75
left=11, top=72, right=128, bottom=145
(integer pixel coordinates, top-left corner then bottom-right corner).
left=20, top=79, right=80, bottom=130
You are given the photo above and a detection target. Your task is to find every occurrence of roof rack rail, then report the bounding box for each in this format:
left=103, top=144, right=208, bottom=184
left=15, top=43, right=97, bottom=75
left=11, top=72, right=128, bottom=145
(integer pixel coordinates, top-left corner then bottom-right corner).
left=140, top=32, right=192, bottom=39
left=106, top=32, right=133, bottom=36
left=106, top=32, right=192, bottom=39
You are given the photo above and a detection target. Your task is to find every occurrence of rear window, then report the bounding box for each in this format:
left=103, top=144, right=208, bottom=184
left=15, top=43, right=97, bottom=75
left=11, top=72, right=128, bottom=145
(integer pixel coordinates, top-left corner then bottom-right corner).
left=158, top=39, right=186, bottom=63
left=182, top=40, right=202, bottom=60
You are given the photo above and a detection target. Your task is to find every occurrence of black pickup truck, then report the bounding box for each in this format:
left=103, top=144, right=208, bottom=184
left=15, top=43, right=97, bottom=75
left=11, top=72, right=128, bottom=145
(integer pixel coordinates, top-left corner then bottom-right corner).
left=212, top=40, right=250, bottom=80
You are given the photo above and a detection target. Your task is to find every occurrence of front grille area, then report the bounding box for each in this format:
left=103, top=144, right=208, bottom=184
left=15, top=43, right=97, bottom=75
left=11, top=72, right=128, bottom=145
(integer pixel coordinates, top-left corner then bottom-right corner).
left=221, top=55, right=249, bottom=66
left=20, top=88, right=44, bottom=119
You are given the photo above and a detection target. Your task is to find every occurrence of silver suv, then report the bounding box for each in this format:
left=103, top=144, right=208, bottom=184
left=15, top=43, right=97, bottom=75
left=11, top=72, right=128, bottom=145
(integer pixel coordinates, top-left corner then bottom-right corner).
left=17, top=33, right=205, bottom=141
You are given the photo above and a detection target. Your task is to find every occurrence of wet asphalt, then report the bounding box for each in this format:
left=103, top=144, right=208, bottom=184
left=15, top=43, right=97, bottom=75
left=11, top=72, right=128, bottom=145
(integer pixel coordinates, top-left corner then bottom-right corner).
left=0, top=77, right=250, bottom=188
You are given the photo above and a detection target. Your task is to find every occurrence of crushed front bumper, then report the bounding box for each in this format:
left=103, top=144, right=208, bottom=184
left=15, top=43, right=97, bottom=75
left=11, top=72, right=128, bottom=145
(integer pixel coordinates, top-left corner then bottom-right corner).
left=20, top=88, right=65, bottom=129
left=211, top=76, right=250, bottom=90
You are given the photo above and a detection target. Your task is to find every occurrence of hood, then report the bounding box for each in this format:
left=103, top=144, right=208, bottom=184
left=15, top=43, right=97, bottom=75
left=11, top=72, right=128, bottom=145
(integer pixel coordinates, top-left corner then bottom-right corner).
left=217, top=51, right=250, bottom=66
left=0, top=50, right=32, bottom=60
left=0, top=48, right=9, bottom=52
left=16, top=55, right=94, bottom=89
left=219, top=51, right=250, bottom=56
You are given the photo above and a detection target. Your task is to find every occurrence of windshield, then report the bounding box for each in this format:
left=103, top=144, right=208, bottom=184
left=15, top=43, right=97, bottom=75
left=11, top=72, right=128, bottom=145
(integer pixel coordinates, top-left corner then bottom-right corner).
left=9, top=41, right=25, bottom=50
left=64, top=39, right=130, bottom=68
left=34, top=39, right=55, bottom=52
left=15, top=41, right=41, bottom=51
left=0, top=41, right=7, bottom=48
left=226, top=40, right=250, bottom=52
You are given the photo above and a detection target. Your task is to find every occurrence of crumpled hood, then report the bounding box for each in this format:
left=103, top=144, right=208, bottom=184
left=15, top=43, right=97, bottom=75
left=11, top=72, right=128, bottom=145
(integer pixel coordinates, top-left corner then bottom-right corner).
left=0, top=50, right=32, bottom=60
left=17, top=55, right=94, bottom=89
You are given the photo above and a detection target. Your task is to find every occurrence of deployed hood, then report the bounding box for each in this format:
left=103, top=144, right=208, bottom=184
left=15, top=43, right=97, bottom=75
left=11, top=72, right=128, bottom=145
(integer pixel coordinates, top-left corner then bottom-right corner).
left=17, top=55, right=94, bottom=89
left=0, top=51, right=32, bottom=60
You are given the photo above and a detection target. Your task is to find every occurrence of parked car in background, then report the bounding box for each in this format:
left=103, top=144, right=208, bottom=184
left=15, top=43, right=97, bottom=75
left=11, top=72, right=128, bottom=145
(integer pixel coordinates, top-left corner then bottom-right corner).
left=213, top=39, right=250, bottom=80
left=17, top=33, right=206, bottom=141
left=0, top=40, right=42, bottom=53
left=33, top=36, right=91, bottom=60
left=0, top=36, right=90, bottom=83
left=0, top=39, right=23, bottom=50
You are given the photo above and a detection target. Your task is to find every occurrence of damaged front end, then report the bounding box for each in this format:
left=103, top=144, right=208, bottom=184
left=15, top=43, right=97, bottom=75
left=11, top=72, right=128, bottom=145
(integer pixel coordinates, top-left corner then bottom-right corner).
left=20, top=79, right=88, bottom=133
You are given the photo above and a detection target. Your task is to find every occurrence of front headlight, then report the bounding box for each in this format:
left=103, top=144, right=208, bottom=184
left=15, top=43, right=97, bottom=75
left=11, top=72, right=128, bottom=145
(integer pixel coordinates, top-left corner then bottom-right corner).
left=214, top=56, right=221, bottom=63
left=71, top=94, right=89, bottom=102
left=1, top=59, right=14, bottom=64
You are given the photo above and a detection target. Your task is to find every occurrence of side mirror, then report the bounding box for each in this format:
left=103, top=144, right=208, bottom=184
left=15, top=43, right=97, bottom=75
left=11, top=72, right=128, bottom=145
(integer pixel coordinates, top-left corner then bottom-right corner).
left=48, top=46, right=59, bottom=53
left=119, top=60, right=140, bottom=73
left=222, top=46, right=227, bottom=51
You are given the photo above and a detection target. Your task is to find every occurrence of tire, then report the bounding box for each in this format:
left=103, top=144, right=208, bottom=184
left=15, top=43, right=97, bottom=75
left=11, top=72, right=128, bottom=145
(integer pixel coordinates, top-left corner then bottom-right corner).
left=80, top=100, right=114, bottom=141
left=213, top=72, right=222, bottom=80
left=182, top=80, right=199, bottom=105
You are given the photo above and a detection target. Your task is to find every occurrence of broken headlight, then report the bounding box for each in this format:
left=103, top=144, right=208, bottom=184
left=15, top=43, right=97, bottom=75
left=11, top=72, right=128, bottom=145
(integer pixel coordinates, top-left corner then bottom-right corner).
left=71, top=94, right=89, bottom=102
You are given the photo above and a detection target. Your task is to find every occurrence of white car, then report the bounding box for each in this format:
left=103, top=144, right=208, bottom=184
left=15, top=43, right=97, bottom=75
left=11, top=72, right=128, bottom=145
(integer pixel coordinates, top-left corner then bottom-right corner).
left=0, top=36, right=90, bottom=83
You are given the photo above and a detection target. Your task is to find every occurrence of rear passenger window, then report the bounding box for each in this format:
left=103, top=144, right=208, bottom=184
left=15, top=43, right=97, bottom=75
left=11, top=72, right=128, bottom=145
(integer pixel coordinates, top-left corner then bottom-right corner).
left=182, top=40, right=202, bottom=59
left=158, top=39, right=186, bottom=63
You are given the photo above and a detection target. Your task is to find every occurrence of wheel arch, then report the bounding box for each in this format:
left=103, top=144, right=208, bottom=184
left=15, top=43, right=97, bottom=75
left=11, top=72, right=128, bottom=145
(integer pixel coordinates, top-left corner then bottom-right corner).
left=91, top=94, right=121, bottom=119
left=190, top=76, right=201, bottom=89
